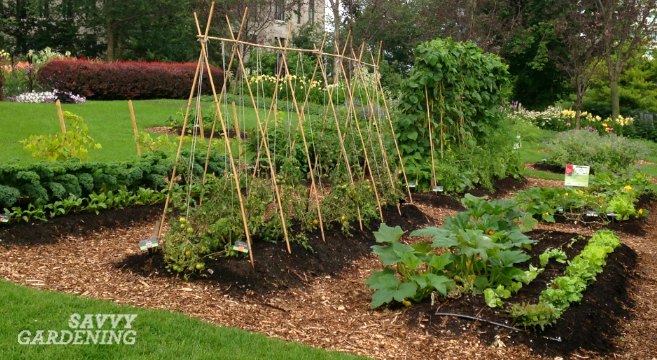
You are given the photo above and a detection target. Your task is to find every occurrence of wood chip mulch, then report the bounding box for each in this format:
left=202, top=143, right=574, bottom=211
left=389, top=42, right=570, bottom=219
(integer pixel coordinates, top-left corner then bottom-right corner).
left=1, top=178, right=656, bottom=359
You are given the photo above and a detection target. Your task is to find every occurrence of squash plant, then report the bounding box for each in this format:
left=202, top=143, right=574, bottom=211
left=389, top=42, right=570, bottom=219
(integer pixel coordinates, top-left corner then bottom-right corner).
left=366, top=195, right=537, bottom=308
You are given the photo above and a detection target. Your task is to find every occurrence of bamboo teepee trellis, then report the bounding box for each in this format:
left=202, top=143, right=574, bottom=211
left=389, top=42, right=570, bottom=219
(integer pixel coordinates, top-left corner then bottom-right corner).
left=157, top=3, right=412, bottom=268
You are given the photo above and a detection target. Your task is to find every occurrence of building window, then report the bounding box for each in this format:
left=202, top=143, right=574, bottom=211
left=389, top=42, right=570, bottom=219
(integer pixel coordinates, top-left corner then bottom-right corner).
left=309, top=0, right=315, bottom=24
left=274, top=0, right=285, bottom=21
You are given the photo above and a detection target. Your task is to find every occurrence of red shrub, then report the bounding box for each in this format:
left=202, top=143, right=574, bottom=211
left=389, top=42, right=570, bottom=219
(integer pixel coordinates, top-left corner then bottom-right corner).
left=0, top=73, right=3, bottom=100
left=37, top=59, right=226, bottom=100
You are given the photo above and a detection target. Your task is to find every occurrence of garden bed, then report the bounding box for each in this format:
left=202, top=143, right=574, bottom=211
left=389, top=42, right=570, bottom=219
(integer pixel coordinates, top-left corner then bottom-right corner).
left=1, top=179, right=656, bottom=359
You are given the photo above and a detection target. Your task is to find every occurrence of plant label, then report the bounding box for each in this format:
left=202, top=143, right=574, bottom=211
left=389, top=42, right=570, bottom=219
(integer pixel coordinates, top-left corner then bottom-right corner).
left=432, top=185, right=444, bottom=192
left=139, top=237, right=159, bottom=251
left=564, top=164, right=590, bottom=187
left=584, top=210, right=598, bottom=217
left=233, top=241, right=249, bottom=254
left=556, top=206, right=564, bottom=213
left=0, top=214, right=9, bottom=223
left=408, top=181, right=417, bottom=188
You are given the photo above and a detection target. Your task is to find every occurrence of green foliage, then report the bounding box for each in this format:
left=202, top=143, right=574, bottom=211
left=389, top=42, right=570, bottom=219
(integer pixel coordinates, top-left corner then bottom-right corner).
left=539, top=248, right=568, bottom=267
left=584, top=54, right=657, bottom=118
left=0, top=185, right=20, bottom=209
left=545, top=130, right=649, bottom=174
left=396, top=38, right=510, bottom=165
left=396, top=39, right=518, bottom=191
left=367, top=195, right=537, bottom=308
left=20, top=111, right=101, bottom=161
left=515, top=172, right=652, bottom=224
left=3, top=188, right=164, bottom=223
left=511, top=230, right=621, bottom=329
left=508, top=302, right=559, bottom=330
left=0, top=152, right=179, bottom=208
left=365, top=224, right=454, bottom=308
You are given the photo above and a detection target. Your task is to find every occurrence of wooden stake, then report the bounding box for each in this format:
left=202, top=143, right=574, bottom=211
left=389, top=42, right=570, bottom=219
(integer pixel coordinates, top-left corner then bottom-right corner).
left=276, top=35, right=327, bottom=242
left=335, top=39, right=384, bottom=223
left=425, top=86, right=437, bottom=187
left=350, top=45, right=398, bottom=215
left=231, top=101, right=242, bottom=161
left=55, top=100, right=66, bottom=133
left=314, top=42, right=364, bottom=231
left=200, top=9, right=247, bottom=187
left=372, top=60, right=413, bottom=203
left=128, top=100, right=142, bottom=156
left=225, top=15, right=292, bottom=254
left=158, top=44, right=204, bottom=242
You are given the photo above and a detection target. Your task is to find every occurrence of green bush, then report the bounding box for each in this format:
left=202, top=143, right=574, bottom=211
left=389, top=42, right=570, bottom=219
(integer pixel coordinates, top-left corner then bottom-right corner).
left=545, top=130, right=649, bottom=174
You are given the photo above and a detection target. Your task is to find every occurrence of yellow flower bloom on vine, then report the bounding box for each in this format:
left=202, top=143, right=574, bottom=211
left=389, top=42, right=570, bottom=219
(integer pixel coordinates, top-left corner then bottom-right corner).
left=624, top=185, right=632, bottom=191
left=638, top=208, right=644, bottom=215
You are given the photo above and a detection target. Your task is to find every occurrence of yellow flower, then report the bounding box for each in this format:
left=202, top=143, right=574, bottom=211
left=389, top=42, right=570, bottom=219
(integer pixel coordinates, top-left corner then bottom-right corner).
left=638, top=208, right=644, bottom=215
left=624, top=185, right=633, bottom=191
left=401, top=299, right=412, bottom=307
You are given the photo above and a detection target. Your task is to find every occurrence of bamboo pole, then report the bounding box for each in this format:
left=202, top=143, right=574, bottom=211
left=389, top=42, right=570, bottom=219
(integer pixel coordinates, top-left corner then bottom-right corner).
left=128, top=100, right=142, bottom=156
left=275, top=35, right=327, bottom=242
left=371, top=55, right=413, bottom=203
left=334, top=39, right=384, bottom=223
left=157, top=24, right=207, bottom=242
left=350, top=46, right=398, bottom=214
left=195, top=9, right=256, bottom=267
left=314, top=43, right=364, bottom=231
left=425, top=86, right=437, bottom=187
left=225, top=15, right=293, bottom=253
left=231, top=102, right=242, bottom=161
left=55, top=100, right=66, bottom=133
left=199, top=35, right=377, bottom=67
left=201, top=11, right=247, bottom=186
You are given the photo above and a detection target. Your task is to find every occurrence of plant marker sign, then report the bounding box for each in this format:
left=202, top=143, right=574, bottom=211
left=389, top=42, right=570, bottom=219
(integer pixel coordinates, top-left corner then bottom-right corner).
left=0, top=214, right=9, bottom=223
left=232, top=241, right=249, bottom=254
left=139, top=237, right=159, bottom=251
left=564, top=164, right=590, bottom=187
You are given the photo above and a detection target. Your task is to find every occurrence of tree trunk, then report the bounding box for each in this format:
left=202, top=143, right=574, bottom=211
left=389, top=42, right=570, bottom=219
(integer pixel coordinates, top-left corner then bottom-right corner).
left=329, top=0, right=341, bottom=82
left=610, top=75, right=620, bottom=119
left=106, top=19, right=116, bottom=61
left=606, top=56, right=622, bottom=120
left=575, top=78, right=585, bottom=130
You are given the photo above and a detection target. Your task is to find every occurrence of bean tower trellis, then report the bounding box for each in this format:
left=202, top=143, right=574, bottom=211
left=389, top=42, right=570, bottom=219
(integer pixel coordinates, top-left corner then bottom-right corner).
left=157, top=3, right=412, bottom=270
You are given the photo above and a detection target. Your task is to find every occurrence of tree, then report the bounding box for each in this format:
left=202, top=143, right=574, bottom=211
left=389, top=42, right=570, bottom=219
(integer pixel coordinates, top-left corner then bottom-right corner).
left=594, top=0, right=657, bottom=119
left=550, top=0, right=606, bottom=128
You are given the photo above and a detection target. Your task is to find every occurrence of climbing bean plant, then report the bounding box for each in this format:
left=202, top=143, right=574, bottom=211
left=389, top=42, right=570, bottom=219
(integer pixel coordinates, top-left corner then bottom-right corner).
left=396, top=38, right=513, bottom=190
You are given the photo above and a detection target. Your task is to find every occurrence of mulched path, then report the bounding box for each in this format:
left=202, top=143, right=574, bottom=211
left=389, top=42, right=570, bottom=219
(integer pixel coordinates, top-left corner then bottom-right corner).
left=1, top=178, right=656, bottom=359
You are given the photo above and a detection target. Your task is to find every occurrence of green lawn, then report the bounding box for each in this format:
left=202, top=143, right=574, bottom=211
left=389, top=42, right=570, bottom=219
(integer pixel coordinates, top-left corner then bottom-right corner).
left=0, top=280, right=363, bottom=360
left=0, top=99, right=278, bottom=163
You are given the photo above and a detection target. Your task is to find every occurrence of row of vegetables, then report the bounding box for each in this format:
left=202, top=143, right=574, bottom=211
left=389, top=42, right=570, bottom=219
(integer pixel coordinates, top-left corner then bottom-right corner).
left=366, top=171, right=652, bottom=330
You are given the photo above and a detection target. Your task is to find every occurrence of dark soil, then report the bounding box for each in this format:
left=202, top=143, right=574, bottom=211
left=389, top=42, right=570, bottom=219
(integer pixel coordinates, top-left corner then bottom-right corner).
left=406, top=229, right=637, bottom=357
left=409, top=176, right=529, bottom=210
left=531, top=162, right=565, bottom=174
left=116, top=203, right=429, bottom=295
left=0, top=206, right=161, bottom=246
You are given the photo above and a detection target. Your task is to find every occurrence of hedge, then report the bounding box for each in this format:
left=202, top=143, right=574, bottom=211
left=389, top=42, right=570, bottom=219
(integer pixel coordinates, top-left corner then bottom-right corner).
left=0, top=150, right=227, bottom=209
left=37, top=60, right=226, bottom=100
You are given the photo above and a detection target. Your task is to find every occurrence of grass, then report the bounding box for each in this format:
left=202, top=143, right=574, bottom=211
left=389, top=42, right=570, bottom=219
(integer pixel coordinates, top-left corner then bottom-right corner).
left=0, top=280, right=363, bottom=360
left=0, top=98, right=290, bottom=163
